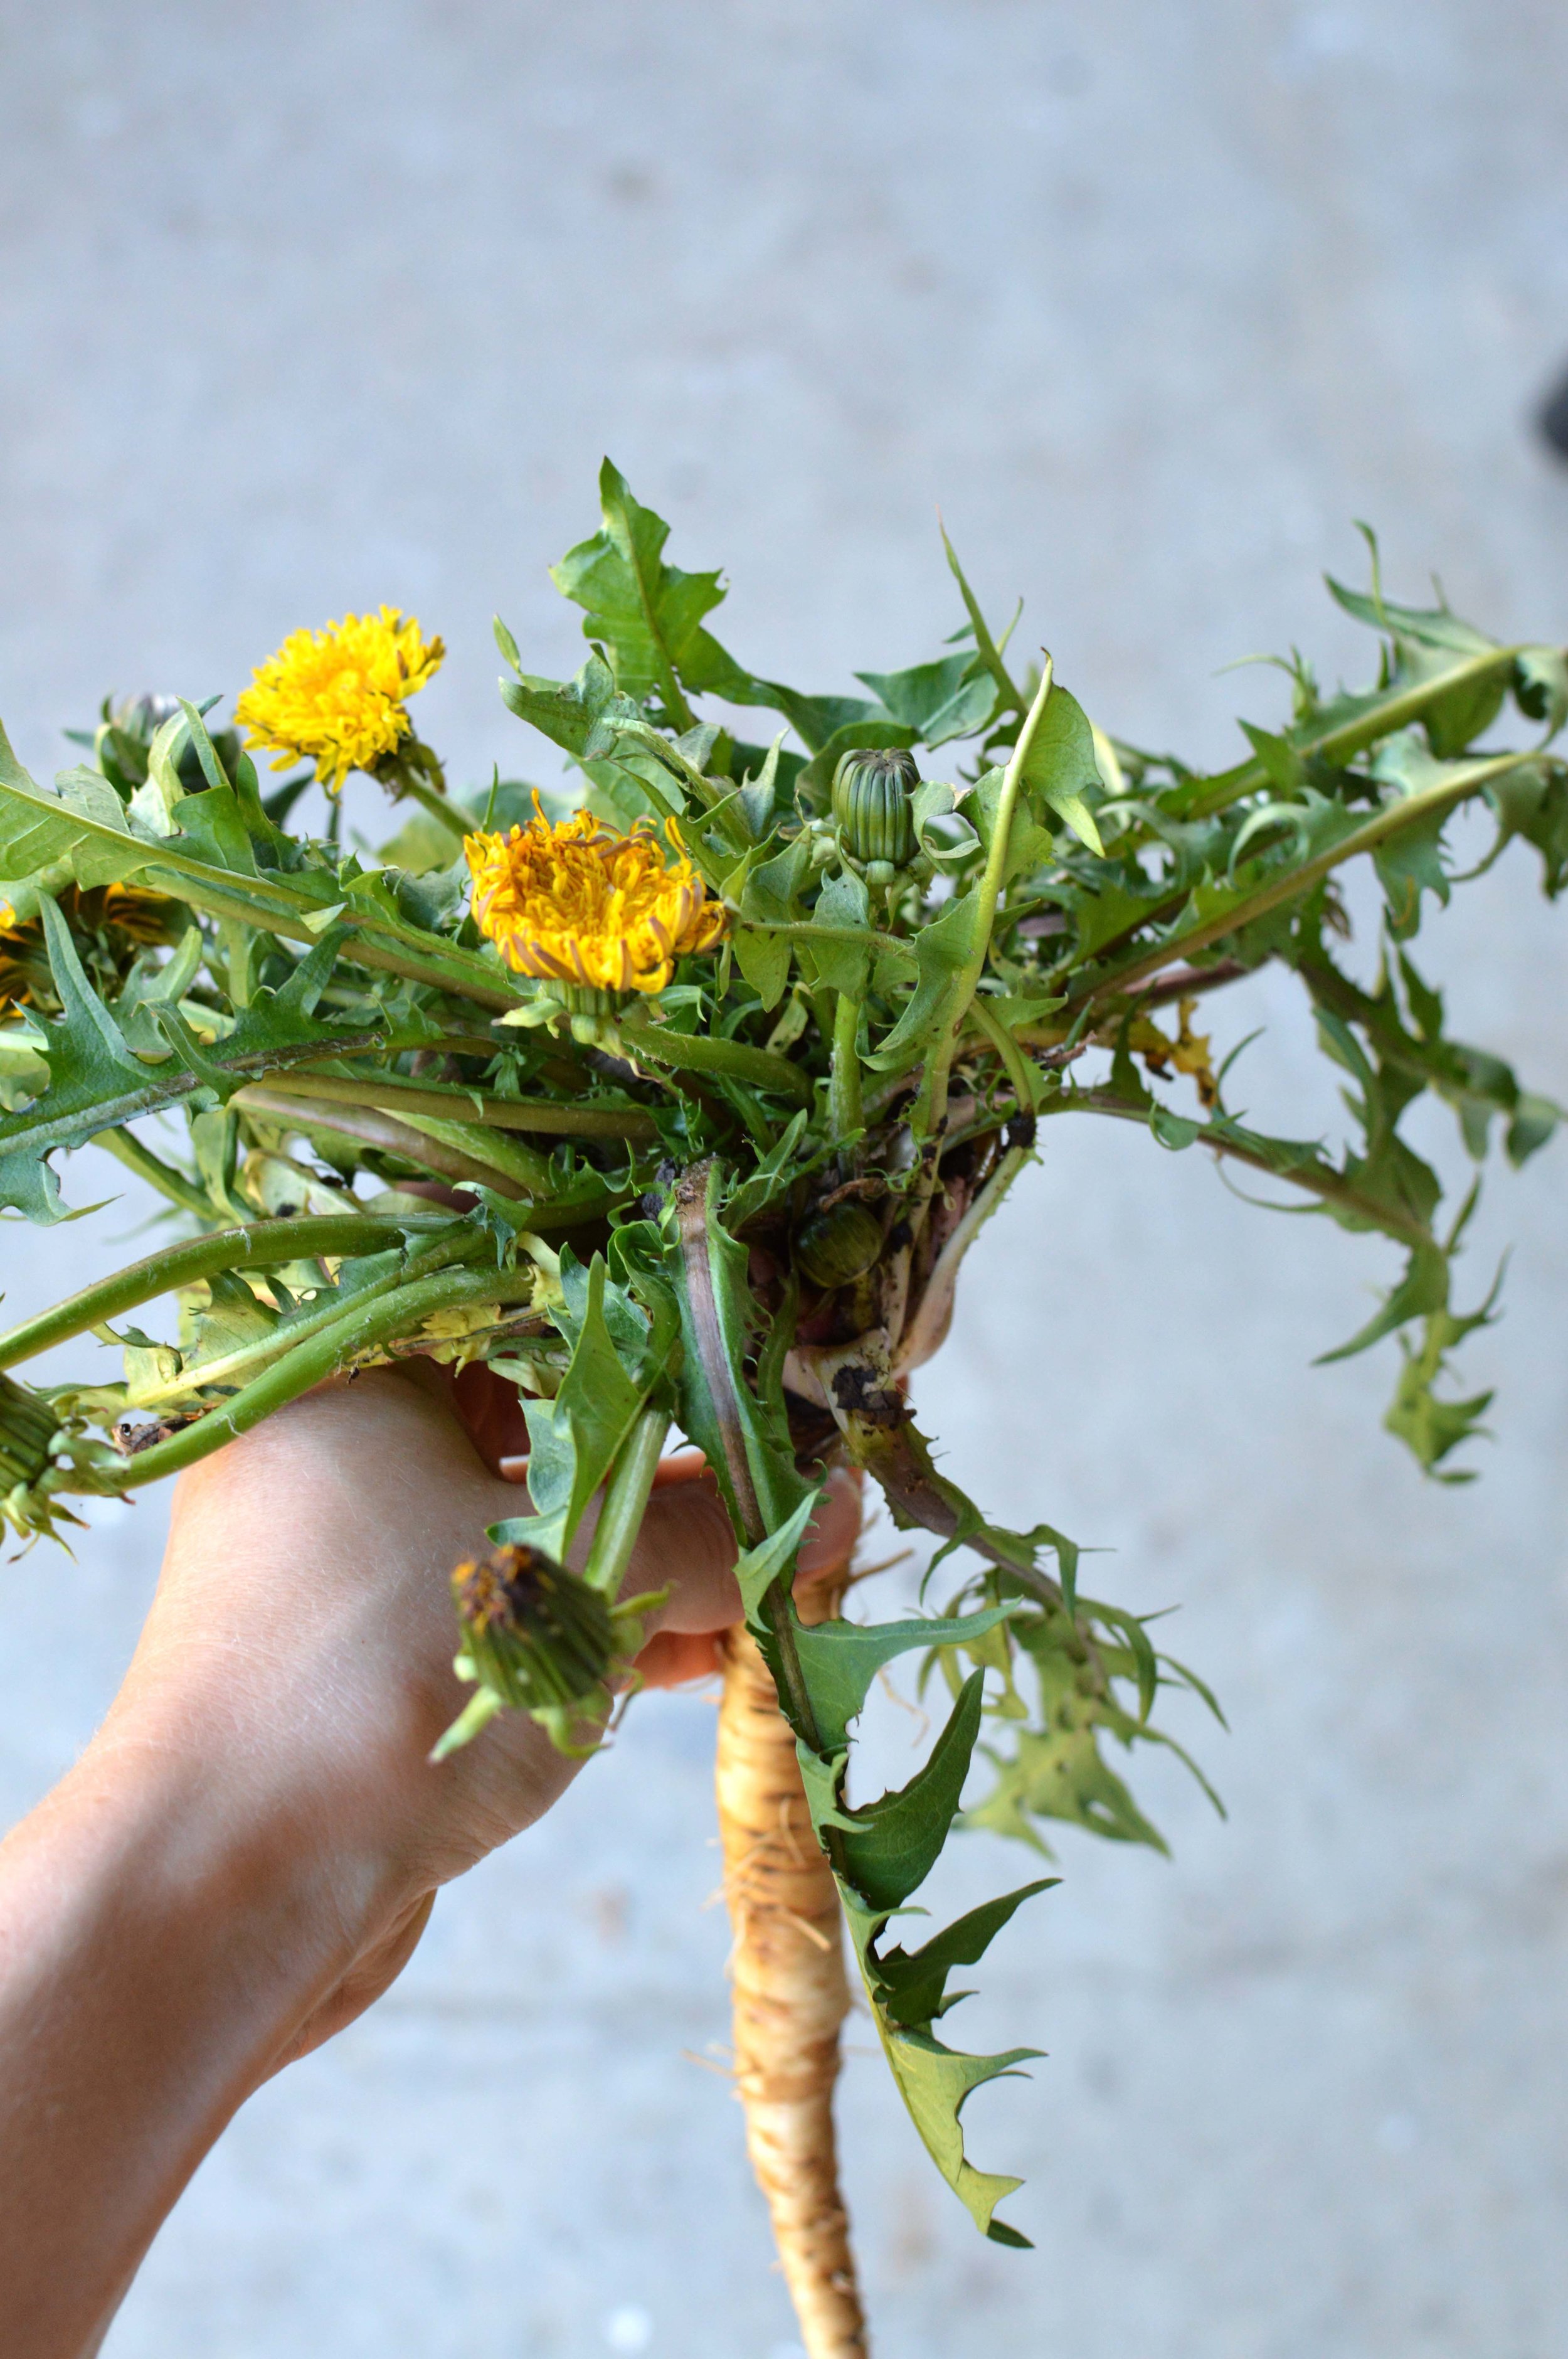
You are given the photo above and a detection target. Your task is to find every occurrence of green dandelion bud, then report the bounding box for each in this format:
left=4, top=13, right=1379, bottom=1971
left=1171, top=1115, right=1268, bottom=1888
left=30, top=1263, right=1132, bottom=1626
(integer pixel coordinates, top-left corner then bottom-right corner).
left=0, top=1373, right=59, bottom=1494
left=795, top=1200, right=884, bottom=1291
left=830, top=747, right=919, bottom=870
left=0, top=1373, right=69, bottom=1542
left=451, top=1542, right=616, bottom=1713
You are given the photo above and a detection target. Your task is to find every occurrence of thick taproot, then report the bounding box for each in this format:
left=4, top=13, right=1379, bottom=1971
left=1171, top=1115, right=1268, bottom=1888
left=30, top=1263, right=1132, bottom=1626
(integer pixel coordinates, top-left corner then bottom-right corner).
left=716, top=1598, right=866, bottom=2359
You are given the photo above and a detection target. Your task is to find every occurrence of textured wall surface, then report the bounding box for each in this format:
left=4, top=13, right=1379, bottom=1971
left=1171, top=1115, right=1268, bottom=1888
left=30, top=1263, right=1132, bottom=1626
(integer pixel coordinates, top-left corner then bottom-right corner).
left=4, top=4, right=1568, bottom=2354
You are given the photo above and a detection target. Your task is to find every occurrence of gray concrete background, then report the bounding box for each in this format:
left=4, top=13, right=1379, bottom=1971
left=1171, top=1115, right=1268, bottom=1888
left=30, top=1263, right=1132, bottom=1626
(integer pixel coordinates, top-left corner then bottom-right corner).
left=4, top=2, right=1568, bottom=2352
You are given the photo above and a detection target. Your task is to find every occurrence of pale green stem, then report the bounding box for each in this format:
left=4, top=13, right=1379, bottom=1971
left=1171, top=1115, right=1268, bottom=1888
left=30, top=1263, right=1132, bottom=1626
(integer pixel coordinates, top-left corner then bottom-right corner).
left=829, top=991, right=863, bottom=1142
left=117, top=1229, right=488, bottom=1411
left=622, top=1021, right=814, bottom=1107
left=281, top=1065, right=658, bottom=1141
left=1179, top=644, right=1532, bottom=820
left=726, top=917, right=916, bottom=966
left=913, top=655, right=1056, bottom=1141
left=136, top=866, right=521, bottom=1011
left=0, top=1211, right=448, bottom=1371
left=581, top=1407, right=671, bottom=1597
left=45, top=1262, right=539, bottom=1496
left=387, top=769, right=472, bottom=843
left=1040, top=1084, right=1433, bottom=1247
left=231, top=1085, right=534, bottom=1197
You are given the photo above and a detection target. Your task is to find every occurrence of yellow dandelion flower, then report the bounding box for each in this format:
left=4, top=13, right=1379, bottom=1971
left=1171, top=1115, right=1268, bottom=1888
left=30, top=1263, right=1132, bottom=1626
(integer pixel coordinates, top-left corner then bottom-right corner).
left=235, top=607, right=445, bottom=794
left=465, top=798, right=727, bottom=996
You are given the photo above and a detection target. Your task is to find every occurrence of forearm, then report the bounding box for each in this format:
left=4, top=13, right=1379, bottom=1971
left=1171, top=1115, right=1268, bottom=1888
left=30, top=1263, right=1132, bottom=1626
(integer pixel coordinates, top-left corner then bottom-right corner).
left=0, top=1720, right=366, bottom=2359
left=0, top=1371, right=835, bottom=2356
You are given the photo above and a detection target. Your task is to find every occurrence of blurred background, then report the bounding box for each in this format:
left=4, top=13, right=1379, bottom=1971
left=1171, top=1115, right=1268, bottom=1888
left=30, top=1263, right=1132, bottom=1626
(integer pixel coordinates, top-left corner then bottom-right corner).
left=5, top=3, right=1568, bottom=2353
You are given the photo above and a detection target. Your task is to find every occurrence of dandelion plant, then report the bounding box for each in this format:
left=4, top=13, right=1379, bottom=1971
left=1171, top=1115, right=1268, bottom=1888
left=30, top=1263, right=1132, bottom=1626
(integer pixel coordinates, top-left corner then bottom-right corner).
left=1, top=464, right=1563, bottom=2355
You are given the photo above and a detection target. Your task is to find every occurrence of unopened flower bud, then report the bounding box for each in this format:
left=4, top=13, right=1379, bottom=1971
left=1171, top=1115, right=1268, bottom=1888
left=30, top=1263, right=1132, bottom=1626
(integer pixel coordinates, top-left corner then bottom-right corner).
left=830, top=747, right=919, bottom=870
left=0, top=1373, right=59, bottom=1494
left=0, top=1373, right=67, bottom=1540
left=795, top=1200, right=884, bottom=1291
left=452, top=1543, right=615, bottom=1713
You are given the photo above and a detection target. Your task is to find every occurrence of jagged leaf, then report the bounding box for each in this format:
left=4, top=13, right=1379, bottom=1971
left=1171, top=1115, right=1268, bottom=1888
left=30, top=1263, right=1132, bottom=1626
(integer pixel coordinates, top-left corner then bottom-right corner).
left=551, top=459, right=748, bottom=716
left=876, top=2025, right=1040, bottom=2245
left=0, top=895, right=148, bottom=1220
left=870, top=1879, right=1057, bottom=2029
left=790, top=1605, right=1015, bottom=1753
left=1315, top=1237, right=1450, bottom=1365
left=854, top=654, right=997, bottom=748
left=1326, top=575, right=1496, bottom=659
left=863, top=888, right=983, bottom=1072
left=499, top=648, right=641, bottom=759
left=835, top=1671, right=987, bottom=1911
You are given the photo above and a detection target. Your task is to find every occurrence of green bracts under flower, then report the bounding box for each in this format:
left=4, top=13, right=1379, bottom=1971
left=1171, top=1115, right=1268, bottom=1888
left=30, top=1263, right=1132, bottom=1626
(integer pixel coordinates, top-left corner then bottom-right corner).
left=831, top=745, right=919, bottom=870
left=452, top=1543, right=616, bottom=1713
left=0, top=1371, right=58, bottom=1491
left=0, top=1371, right=65, bottom=1538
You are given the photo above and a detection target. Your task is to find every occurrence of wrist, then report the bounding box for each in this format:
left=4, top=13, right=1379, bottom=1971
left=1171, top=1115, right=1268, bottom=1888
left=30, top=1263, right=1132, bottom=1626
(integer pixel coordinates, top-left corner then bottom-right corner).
left=0, top=1701, right=373, bottom=2357
left=87, top=1668, right=405, bottom=2002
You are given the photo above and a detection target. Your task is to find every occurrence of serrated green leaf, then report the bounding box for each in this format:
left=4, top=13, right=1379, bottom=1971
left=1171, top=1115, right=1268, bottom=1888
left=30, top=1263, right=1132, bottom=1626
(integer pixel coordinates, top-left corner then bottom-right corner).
left=1373, top=804, right=1449, bottom=940
left=1507, top=1090, right=1559, bottom=1165
left=1326, top=575, right=1496, bottom=658
left=1513, top=646, right=1568, bottom=735
left=760, top=686, right=887, bottom=759
left=1237, top=721, right=1306, bottom=795
left=962, top=767, right=1057, bottom=887
left=870, top=1878, right=1057, bottom=2028
left=731, top=1489, right=822, bottom=1623
left=798, top=866, right=872, bottom=996
left=1017, top=681, right=1104, bottom=853
left=854, top=654, right=997, bottom=748
left=0, top=894, right=144, bottom=1220
left=875, top=2024, right=1039, bottom=2245
left=965, top=1719, right=1171, bottom=1854
left=790, top=1605, right=1015, bottom=1754
left=835, top=1671, right=986, bottom=1911
left=551, top=459, right=742, bottom=722
left=499, top=649, right=639, bottom=759
left=1315, top=1236, right=1449, bottom=1365
left=723, top=1110, right=829, bottom=1230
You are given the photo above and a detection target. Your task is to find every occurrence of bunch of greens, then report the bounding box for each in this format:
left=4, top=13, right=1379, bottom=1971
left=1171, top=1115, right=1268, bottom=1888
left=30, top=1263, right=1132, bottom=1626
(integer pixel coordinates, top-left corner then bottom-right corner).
left=0, top=464, right=1562, bottom=2252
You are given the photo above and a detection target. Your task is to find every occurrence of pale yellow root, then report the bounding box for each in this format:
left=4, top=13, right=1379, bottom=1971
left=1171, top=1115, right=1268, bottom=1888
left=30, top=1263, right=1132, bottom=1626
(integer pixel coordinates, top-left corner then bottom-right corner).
left=716, top=1599, right=867, bottom=2359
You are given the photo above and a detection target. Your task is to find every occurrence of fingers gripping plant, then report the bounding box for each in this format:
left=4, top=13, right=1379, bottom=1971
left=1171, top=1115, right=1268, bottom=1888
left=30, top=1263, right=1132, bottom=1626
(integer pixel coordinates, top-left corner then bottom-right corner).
left=1, top=471, right=1564, bottom=2353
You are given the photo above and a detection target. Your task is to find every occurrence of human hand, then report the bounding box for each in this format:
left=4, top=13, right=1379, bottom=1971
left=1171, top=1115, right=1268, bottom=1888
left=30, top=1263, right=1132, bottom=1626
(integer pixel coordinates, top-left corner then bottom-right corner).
left=0, top=1363, right=857, bottom=2359
left=126, top=1362, right=860, bottom=2055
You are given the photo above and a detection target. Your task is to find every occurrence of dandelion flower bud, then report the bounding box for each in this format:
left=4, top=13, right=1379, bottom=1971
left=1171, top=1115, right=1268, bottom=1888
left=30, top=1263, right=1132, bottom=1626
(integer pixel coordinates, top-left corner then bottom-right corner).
left=830, top=747, right=919, bottom=870
left=451, top=1542, right=616, bottom=1713
left=795, top=1200, right=884, bottom=1291
left=0, top=1373, right=64, bottom=1539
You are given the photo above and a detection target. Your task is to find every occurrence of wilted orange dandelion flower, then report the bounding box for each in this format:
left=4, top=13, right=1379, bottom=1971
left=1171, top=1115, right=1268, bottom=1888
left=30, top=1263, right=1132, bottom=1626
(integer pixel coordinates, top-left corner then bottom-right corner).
left=465, top=799, right=726, bottom=996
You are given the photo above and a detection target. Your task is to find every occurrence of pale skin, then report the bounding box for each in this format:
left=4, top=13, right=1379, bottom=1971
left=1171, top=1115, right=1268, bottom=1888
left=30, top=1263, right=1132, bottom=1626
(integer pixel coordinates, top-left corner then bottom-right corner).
left=0, top=1364, right=859, bottom=2359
